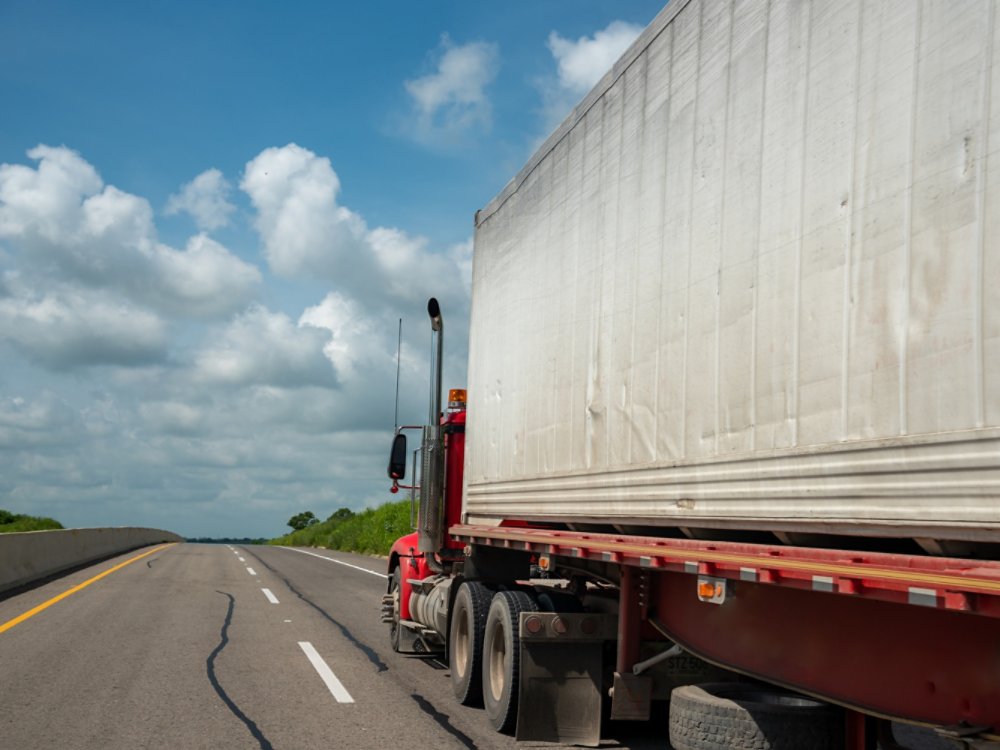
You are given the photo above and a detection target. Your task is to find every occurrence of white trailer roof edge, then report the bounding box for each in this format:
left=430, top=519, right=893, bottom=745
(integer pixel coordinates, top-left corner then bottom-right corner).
left=475, top=0, right=695, bottom=228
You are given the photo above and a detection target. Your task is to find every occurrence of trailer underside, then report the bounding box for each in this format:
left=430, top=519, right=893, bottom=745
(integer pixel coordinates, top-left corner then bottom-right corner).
left=450, top=523, right=1000, bottom=744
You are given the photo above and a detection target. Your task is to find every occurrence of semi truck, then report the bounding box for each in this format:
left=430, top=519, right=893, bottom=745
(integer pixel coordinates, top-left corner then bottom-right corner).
left=380, top=0, right=1000, bottom=747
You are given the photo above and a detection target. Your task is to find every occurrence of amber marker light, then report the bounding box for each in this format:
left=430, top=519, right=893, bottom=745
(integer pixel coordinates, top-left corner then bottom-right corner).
left=448, top=389, right=467, bottom=411
left=698, top=582, right=720, bottom=599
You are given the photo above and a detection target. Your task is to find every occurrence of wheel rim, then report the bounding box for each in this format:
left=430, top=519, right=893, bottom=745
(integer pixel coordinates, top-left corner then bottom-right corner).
left=454, top=607, right=469, bottom=674
left=488, top=620, right=506, bottom=701
left=389, top=573, right=400, bottom=642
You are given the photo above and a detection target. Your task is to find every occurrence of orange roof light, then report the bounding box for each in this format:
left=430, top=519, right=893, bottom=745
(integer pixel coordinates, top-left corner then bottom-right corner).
left=448, top=389, right=467, bottom=411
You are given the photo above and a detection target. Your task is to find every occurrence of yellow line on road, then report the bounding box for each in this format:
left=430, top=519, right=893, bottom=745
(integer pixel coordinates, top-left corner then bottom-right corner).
left=0, top=544, right=176, bottom=635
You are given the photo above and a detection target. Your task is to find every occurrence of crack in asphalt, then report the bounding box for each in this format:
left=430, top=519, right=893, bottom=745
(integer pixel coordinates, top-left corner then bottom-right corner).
left=207, top=591, right=274, bottom=750
left=246, top=549, right=482, bottom=749
left=410, top=694, right=480, bottom=750
left=246, top=551, right=388, bottom=673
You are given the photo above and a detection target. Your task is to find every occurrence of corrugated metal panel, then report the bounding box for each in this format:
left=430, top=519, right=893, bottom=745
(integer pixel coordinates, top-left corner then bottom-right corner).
left=465, top=0, right=1000, bottom=541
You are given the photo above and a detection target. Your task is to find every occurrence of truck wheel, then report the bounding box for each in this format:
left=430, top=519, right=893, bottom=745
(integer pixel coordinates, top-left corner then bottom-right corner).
left=669, top=683, right=843, bottom=750
left=482, top=590, right=538, bottom=733
left=387, top=568, right=403, bottom=652
left=449, top=581, right=492, bottom=705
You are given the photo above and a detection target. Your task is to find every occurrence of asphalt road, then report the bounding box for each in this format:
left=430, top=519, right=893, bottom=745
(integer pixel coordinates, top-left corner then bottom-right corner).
left=0, top=543, right=667, bottom=750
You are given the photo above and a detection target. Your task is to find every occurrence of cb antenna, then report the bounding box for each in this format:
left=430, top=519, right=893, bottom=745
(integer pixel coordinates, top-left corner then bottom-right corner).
left=393, top=317, right=402, bottom=431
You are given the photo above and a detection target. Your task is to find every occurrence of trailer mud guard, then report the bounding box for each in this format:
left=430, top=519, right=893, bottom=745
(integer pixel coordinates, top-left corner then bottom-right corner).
left=515, top=612, right=616, bottom=746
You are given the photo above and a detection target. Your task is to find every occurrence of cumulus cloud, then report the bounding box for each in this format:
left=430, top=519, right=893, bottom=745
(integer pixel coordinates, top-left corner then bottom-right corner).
left=0, top=143, right=472, bottom=537
left=0, top=145, right=260, bottom=322
left=0, top=284, right=168, bottom=370
left=539, top=20, right=643, bottom=133
left=0, top=394, right=82, bottom=449
left=148, top=234, right=261, bottom=317
left=299, top=292, right=373, bottom=381
left=241, top=143, right=471, bottom=313
left=165, top=168, right=236, bottom=231
left=241, top=144, right=373, bottom=283
left=548, top=21, right=643, bottom=94
left=194, top=305, right=335, bottom=388
left=402, top=36, right=499, bottom=147
left=0, top=145, right=103, bottom=243
left=138, top=401, right=204, bottom=436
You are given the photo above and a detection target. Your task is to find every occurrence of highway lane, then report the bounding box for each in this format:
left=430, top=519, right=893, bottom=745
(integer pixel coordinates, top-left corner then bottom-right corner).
left=0, top=543, right=664, bottom=750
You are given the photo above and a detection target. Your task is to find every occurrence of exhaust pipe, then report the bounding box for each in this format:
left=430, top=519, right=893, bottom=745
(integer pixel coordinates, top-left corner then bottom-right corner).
left=419, top=298, right=445, bottom=556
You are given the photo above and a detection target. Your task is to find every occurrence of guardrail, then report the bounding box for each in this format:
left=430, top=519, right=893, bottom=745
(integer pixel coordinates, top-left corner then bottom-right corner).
left=0, top=528, right=184, bottom=593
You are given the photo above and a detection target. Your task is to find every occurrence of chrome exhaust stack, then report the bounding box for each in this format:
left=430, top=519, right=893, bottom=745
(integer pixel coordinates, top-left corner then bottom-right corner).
left=418, top=298, right=445, bottom=555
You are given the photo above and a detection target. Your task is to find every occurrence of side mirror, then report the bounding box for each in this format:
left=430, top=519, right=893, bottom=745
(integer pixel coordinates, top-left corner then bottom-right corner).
left=388, top=433, right=407, bottom=479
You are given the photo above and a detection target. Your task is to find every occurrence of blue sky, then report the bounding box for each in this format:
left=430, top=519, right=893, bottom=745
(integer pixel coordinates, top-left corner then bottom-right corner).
left=0, top=0, right=665, bottom=537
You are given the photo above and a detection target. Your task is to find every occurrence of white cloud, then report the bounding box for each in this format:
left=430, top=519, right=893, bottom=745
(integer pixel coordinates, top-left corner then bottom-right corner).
left=0, top=394, right=81, bottom=449
left=241, top=144, right=372, bottom=282
left=0, top=145, right=103, bottom=243
left=0, top=285, right=168, bottom=370
left=165, top=168, right=236, bottom=231
left=0, top=143, right=470, bottom=537
left=448, top=237, right=474, bottom=289
left=194, top=305, right=335, bottom=388
left=0, top=146, right=260, bottom=321
left=149, top=234, right=262, bottom=317
left=241, top=143, right=471, bottom=314
left=138, top=400, right=204, bottom=436
left=299, top=292, right=386, bottom=382
left=403, top=36, right=499, bottom=146
left=368, top=227, right=470, bottom=306
left=548, top=21, right=643, bottom=95
left=538, top=20, right=643, bottom=134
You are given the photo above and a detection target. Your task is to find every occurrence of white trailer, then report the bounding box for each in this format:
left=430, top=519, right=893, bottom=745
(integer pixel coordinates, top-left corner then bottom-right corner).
left=384, top=2, right=1000, bottom=748
left=466, top=0, right=1000, bottom=548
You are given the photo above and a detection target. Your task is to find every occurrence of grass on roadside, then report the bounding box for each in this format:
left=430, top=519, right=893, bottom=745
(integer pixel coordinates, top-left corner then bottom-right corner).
left=0, top=509, right=64, bottom=533
left=270, top=500, right=413, bottom=556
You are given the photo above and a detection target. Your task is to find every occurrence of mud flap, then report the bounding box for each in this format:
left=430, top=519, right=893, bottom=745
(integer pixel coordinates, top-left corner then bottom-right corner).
left=610, top=672, right=652, bottom=720
left=515, top=612, right=616, bottom=747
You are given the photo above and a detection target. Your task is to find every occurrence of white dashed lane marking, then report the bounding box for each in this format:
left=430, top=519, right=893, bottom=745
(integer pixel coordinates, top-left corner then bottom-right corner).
left=299, top=641, right=354, bottom=704
left=246, top=567, right=257, bottom=576
left=261, top=588, right=279, bottom=604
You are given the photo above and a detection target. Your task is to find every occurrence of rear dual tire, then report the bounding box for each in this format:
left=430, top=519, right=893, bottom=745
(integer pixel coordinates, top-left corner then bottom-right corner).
left=482, top=590, right=538, bottom=734
left=449, top=581, right=493, bottom=705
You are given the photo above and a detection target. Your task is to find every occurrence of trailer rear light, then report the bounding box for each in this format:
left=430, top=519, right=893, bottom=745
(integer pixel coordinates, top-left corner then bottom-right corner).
left=448, top=389, right=467, bottom=411
left=519, top=612, right=615, bottom=642
left=524, top=615, right=543, bottom=634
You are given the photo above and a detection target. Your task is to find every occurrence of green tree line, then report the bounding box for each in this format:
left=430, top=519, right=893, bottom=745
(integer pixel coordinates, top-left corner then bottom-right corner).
left=270, top=500, right=412, bottom=555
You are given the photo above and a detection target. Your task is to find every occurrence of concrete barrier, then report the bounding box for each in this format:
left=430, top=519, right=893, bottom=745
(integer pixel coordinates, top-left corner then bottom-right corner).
left=0, top=527, right=184, bottom=593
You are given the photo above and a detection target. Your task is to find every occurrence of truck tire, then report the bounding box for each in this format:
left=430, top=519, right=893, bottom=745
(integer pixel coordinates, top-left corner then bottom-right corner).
left=449, top=581, right=492, bottom=705
left=669, top=683, right=843, bottom=750
left=482, top=590, right=538, bottom=733
left=388, top=568, right=402, bottom=652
